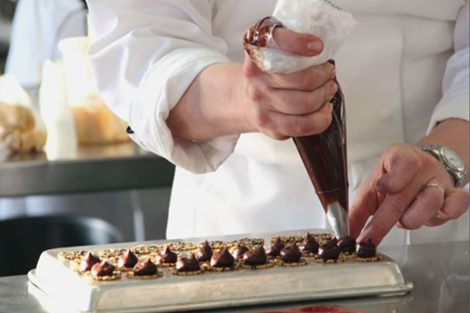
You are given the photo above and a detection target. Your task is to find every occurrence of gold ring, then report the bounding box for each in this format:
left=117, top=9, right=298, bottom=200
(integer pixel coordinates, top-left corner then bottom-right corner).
left=422, top=183, right=445, bottom=195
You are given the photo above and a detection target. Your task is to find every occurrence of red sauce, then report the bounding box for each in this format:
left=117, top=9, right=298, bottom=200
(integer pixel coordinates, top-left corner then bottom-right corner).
left=254, top=304, right=371, bottom=313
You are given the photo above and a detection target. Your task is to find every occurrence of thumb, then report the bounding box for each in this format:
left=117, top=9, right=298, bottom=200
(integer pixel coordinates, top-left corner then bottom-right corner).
left=273, top=27, right=324, bottom=56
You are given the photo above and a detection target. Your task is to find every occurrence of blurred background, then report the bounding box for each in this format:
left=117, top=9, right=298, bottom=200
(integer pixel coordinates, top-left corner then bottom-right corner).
left=0, top=0, right=174, bottom=276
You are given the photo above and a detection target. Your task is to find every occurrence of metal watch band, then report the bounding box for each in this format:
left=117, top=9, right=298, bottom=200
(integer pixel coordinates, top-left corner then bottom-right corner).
left=417, top=144, right=466, bottom=187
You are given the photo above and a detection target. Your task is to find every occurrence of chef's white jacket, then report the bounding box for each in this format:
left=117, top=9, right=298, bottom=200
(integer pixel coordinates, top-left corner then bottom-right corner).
left=87, top=0, right=469, bottom=245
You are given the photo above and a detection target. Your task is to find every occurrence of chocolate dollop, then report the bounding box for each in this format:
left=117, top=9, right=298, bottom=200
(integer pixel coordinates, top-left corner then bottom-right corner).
left=337, top=236, right=356, bottom=253
left=318, top=239, right=341, bottom=263
left=232, top=244, right=249, bottom=259
left=156, top=246, right=177, bottom=264
left=356, top=239, right=376, bottom=258
left=280, top=243, right=302, bottom=263
left=80, top=251, right=100, bottom=272
left=118, top=249, right=138, bottom=268
left=133, top=258, right=158, bottom=276
left=323, top=237, right=338, bottom=249
left=91, top=260, right=115, bottom=277
left=210, top=248, right=235, bottom=268
left=300, top=233, right=319, bottom=254
left=243, top=246, right=267, bottom=266
left=266, top=237, right=285, bottom=257
left=196, top=241, right=213, bottom=262
left=177, top=254, right=201, bottom=272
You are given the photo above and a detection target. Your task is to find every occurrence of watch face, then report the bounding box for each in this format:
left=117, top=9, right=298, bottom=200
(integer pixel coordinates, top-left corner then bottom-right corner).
left=441, top=147, right=464, bottom=171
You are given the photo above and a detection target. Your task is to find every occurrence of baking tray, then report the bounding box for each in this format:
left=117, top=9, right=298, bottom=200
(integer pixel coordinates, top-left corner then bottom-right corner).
left=28, top=230, right=413, bottom=313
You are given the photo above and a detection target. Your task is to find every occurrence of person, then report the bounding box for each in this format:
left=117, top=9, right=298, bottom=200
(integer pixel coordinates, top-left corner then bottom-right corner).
left=87, top=0, right=469, bottom=246
left=5, top=0, right=86, bottom=87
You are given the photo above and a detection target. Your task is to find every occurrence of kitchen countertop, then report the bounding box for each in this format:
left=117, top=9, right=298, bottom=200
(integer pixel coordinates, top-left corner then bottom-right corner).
left=0, top=142, right=175, bottom=197
left=0, top=241, right=468, bottom=313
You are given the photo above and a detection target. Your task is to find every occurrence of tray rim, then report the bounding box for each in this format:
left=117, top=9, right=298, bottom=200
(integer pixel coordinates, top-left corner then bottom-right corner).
left=28, top=269, right=413, bottom=313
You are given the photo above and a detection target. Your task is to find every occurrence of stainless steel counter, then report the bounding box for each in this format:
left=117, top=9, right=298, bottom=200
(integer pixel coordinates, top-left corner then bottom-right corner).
left=0, top=241, right=468, bottom=313
left=0, top=142, right=175, bottom=197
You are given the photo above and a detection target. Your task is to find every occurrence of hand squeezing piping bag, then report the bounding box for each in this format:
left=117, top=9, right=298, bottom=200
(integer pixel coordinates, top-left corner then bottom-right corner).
left=292, top=71, right=349, bottom=239
left=243, top=0, right=357, bottom=239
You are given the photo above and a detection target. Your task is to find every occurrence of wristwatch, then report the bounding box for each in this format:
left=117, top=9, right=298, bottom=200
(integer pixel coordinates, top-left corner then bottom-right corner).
left=417, top=144, right=466, bottom=187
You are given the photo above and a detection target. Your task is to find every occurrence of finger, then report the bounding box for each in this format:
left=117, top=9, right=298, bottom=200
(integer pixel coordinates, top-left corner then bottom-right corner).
left=424, top=216, right=447, bottom=227
left=425, top=188, right=470, bottom=227
left=441, top=188, right=470, bottom=218
left=358, top=179, right=421, bottom=245
left=376, top=148, right=421, bottom=194
left=268, top=80, right=337, bottom=115
left=269, top=62, right=336, bottom=91
left=398, top=181, right=445, bottom=229
left=243, top=52, right=268, bottom=78
left=273, top=27, right=323, bottom=56
left=349, top=169, right=382, bottom=239
left=268, top=101, right=333, bottom=137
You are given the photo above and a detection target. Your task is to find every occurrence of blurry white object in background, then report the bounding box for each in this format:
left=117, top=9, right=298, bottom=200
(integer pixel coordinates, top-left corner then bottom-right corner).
left=39, top=60, right=77, bottom=159
left=5, top=0, right=86, bottom=87
left=59, top=37, right=100, bottom=106
left=58, top=36, right=129, bottom=146
left=0, top=74, right=31, bottom=106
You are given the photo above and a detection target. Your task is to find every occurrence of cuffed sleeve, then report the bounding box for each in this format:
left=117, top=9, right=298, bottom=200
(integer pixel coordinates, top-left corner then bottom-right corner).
left=87, top=0, right=239, bottom=173
left=427, top=2, right=469, bottom=132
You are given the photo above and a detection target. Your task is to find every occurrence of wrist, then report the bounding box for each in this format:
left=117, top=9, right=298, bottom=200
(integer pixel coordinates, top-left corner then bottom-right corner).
left=417, top=148, right=455, bottom=187
left=168, top=63, right=254, bottom=141
left=417, top=119, right=469, bottom=186
left=416, top=144, right=466, bottom=187
left=232, top=67, right=257, bottom=134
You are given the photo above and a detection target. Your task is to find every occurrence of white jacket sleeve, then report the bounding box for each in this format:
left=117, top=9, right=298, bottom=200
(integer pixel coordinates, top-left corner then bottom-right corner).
left=428, top=1, right=469, bottom=132
left=87, top=0, right=239, bottom=173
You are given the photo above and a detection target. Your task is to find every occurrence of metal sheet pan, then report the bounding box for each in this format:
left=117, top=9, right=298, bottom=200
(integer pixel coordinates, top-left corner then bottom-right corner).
left=28, top=230, right=413, bottom=313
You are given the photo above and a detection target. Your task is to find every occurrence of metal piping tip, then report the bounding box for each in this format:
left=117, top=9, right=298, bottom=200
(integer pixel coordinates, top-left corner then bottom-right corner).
left=326, top=202, right=350, bottom=239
